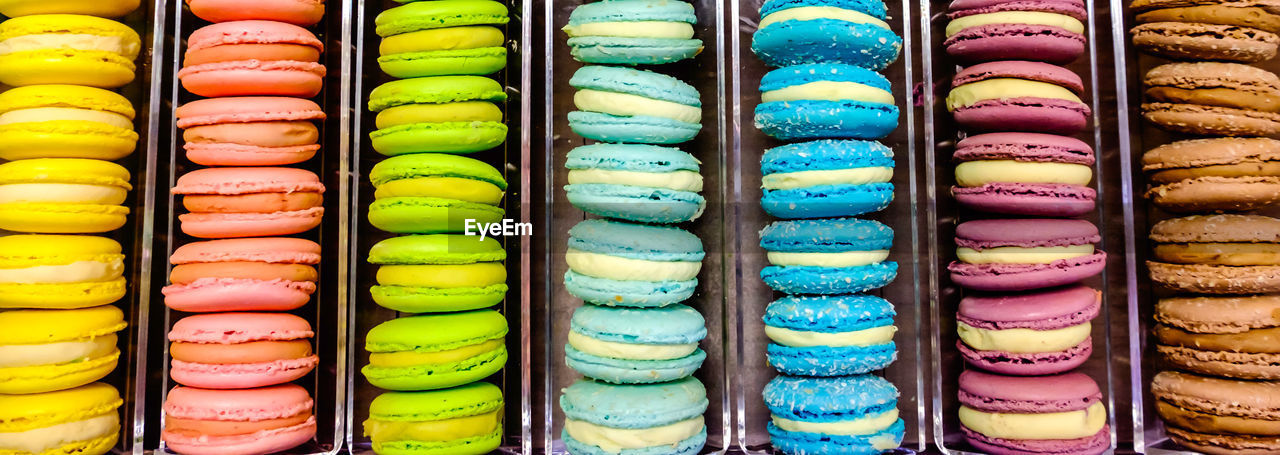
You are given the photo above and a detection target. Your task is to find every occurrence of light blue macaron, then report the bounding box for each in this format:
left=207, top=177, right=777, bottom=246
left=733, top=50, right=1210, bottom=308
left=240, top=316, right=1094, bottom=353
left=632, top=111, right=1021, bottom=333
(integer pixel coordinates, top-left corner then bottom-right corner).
left=566, top=303, right=707, bottom=384
left=569, top=66, right=702, bottom=144
left=751, top=0, right=902, bottom=70
left=760, top=139, right=894, bottom=219
left=755, top=64, right=900, bottom=141
left=764, top=294, right=897, bottom=376
left=565, top=144, right=705, bottom=224
left=561, top=377, right=709, bottom=455
left=564, top=0, right=704, bottom=65
left=564, top=219, right=704, bottom=306
left=759, top=218, right=897, bottom=294
left=764, top=375, right=906, bottom=454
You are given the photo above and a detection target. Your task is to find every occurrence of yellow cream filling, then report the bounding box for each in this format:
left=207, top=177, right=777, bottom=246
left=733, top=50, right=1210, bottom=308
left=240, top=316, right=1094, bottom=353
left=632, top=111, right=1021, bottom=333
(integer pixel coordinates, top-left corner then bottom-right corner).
left=0, top=183, right=128, bottom=205
left=956, top=244, right=1094, bottom=264
left=772, top=409, right=899, bottom=436
left=364, top=409, right=500, bottom=443
left=0, top=34, right=138, bottom=57
left=567, top=331, right=698, bottom=360
left=380, top=26, right=505, bottom=55
left=759, top=6, right=891, bottom=30
left=959, top=402, right=1106, bottom=440
left=956, top=321, right=1090, bottom=353
left=565, top=249, right=701, bottom=281
left=575, top=89, right=701, bottom=124
left=765, top=325, right=896, bottom=347
left=0, top=107, right=133, bottom=129
left=0, top=414, right=118, bottom=454
left=0, top=335, right=117, bottom=368
left=563, top=416, right=703, bottom=452
left=368, top=339, right=503, bottom=367
left=955, top=161, right=1092, bottom=187
left=762, top=167, right=893, bottom=190
left=375, top=102, right=504, bottom=128
left=563, top=21, right=695, bottom=39
left=761, top=81, right=895, bottom=105
left=374, top=177, right=504, bottom=205
left=376, top=263, right=506, bottom=288
left=946, top=78, right=1081, bottom=111
left=767, top=250, right=890, bottom=267
left=0, top=258, right=124, bottom=284
left=946, top=11, right=1085, bottom=37
left=568, top=169, right=704, bottom=192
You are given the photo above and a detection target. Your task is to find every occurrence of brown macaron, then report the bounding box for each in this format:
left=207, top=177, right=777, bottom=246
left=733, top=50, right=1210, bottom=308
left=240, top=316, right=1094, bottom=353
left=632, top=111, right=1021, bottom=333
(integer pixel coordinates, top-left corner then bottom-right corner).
left=1152, top=370, right=1280, bottom=454
left=1155, top=295, right=1280, bottom=379
left=1132, top=22, right=1279, bottom=63
left=1145, top=62, right=1280, bottom=112
left=1144, top=138, right=1280, bottom=212
left=1132, top=0, right=1280, bottom=34
left=1148, top=214, right=1280, bottom=294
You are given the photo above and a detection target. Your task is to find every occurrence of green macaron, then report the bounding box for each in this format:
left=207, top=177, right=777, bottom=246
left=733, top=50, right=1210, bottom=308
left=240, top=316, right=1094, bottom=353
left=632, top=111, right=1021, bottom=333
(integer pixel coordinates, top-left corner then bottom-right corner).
left=367, top=235, right=508, bottom=313
left=368, top=153, right=506, bottom=234
left=376, top=0, right=510, bottom=78
left=364, top=382, right=504, bottom=455
left=367, top=76, right=508, bottom=156
left=362, top=309, right=509, bottom=391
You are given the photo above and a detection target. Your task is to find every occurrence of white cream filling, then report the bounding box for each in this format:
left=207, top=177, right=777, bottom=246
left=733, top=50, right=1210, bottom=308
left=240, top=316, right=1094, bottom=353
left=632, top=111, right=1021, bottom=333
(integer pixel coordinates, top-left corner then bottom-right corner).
left=959, top=402, right=1106, bottom=440
left=956, top=245, right=1094, bottom=265
left=574, top=89, right=702, bottom=124
left=564, top=416, right=703, bottom=452
left=767, top=250, right=890, bottom=267
left=563, top=21, right=695, bottom=39
left=759, top=6, right=892, bottom=30
left=568, top=169, right=704, bottom=192
left=957, top=321, right=1091, bottom=354
left=946, top=11, right=1085, bottom=37
left=765, top=325, right=896, bottom=347
left=0, top=414, right=118, bottom=453
left=565, top=248, right=701, bottom=281
left=0, top=34, right=138, bottom=57
left=567, top=331, right=699, bottom=360
left=0, top=335, right=117, bottom=368
left=0, top=258, right=124, bottom=284
left=761, top=81, right=895, bottom=105
left=0, top=107, right=134, bottom=129
left=0, top=183, right=128, bottom=205
left=762, top=167, right=893, bottom=190
left=772, top=409, right=899, bottom=437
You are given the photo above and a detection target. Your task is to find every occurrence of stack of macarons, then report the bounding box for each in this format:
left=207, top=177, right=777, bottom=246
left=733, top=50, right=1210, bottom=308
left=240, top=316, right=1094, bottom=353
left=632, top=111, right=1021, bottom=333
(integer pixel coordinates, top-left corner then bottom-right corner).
left=557, top=2, right=710, bottom=454
left=163, top=0, right=328, bottom=452
left=749, top=0, right=907, bottom=452
left=942, top=1, right=1111, bottom=453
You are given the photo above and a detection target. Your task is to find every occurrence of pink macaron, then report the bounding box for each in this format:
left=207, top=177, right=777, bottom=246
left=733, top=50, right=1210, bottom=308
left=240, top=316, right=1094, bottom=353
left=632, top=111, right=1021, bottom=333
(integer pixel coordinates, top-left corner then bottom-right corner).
left=948, top=219, right=1106, bottom=291
left=186, top=0, right=324, bottom=26
left=177, top=97, right=326, bottom=166
left=178, top=21, right=326, bottom=98
left=172, top=167, right=325, bottom=238
left=162, top=384, right=317, bottom=455
left=162, top=237, right=321, bottom=312
left=956, top=285, right=1101, bottom=375
left=959, top=370, right=1110, bottom=455
left=168, top=312, right=319, bottom=389
left=947, top=61, right=1091, bottom=135
left=952, top=132, right=1097, bottom=217
left=945, top=0, right=1088, bottom=64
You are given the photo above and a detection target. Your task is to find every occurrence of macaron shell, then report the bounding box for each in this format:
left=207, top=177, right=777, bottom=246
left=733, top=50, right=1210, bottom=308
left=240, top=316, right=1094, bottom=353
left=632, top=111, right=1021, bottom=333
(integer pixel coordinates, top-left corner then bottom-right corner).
left=565, top=183, right=705, bottom=224
left=162, top=278, right=315, bottom=312
left=755, top=100, right=899, bottom=141
left=1132, top=22, right=1279, bottom=63
left=945, top=24, right=1085, bottom=64
left=0, top=122, right=137, bottom=161
left=563, top=269, right=697, bottom=307
left=187, top=0, right=324, bottom=25
left=367, top=197, right=503, bottom=234
left=0, top=349, right=120, bottom=394
left=767, top=342, right=897, bottom=376
left=0, top=51, right=136, bottom=88
left=178, top=207, right=324, bottom=238
left=186, top=142, right=319, bottom=166
left=162, top=418, right=316, bottom=455
left=0, top=0, right=139, bottom=17
left=1148, top=261, right=1280, bottom=295
left=379, top=47, right=508, bottom=78
left=568, top=111, right=701, bottom=144
left=958, top=369, right=1101, bottom=413
left=768, top=419, right=905, bottom=455
left=361, top=344, right=507, bottom=391
left=567, top=36, right=703, bottom=65
left=370, top=283, right=508, bottom=313
left=565, top=345, right=706, bottom=384
left=0, top=279, right=126, bottom=309
left=963, top=424, right=1110, bottom=455
left=179, top=60, right=326, bottom=98
left=949, top=251, right=1106, bottom=292
left=1142, top=102, right=1280, bottom=137
left=953, top=97, right=1089, bottom=134
left=1147, top=177, right=1280, bottom=213
left=0, top=203, right=128, bottom=233
left=953, top=182, right=1097, bottom=217
left=761, top=262, right=899, bottom=294
left=369, top=121, right=507, bottom=156
left=958, top=337, right=1092, bottom=375
left=751, top=19, right=902, bottom=70
left=761, top=183, right=894, bottom=219
left=170, top=356, right=319, bottom=389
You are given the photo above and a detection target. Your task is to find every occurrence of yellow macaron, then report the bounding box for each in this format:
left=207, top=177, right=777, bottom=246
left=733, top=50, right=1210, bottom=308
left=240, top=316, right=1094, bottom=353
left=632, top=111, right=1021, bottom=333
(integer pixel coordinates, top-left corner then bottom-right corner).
left=0, top=85, right=138, bottom=161
left=0, top=159, right=132, bottom=233
left=0, top=14, right=141, bottom=88
left=0, top=0, right=140, bottom=18
left=0, top=382, right=122, bottom=455
left=0, top=235, right=126, bottom=309
left=0, top=306, right=126, bottom=394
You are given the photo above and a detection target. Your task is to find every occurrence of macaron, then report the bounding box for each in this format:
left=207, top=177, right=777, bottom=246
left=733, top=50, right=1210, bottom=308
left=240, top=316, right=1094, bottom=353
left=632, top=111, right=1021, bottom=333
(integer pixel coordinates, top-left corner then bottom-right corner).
left=763, top=375, right=905, bottom=455
left=959, top=370, right=1109, bottom=455
left=1147, top=214, right=1280, bottom=295
left=0, top=0, right=138, bottom=17
left=178, top=20, right=326, bottom=98
left=363, top=382, right=504, bottom=455
left=563, top=219, right=705, bottom=306
left=565, top=143, right=705, bottom=224
left=562, top=0, right=703, bottom=65
left=1132, top=0, right=1280, bottom=62
left=947, top=60, right=1091, bottom=135
left=176, top=96, right=326, bottom=166
left=187, top=0, right=324, bottom=25
left=375, top=0, right=509, bottom=77
left=945, top=0, right=1086, bottom=64
left=172, top=167, right=325, bottom=238
left=1144, top=138, right=1280, bottom=212
left=763, top=294, right=897, bottom=376
left=1133, top=0, right=1280, bottom=34
left=754, top=63, right=899, bottom=141
left=162, top=237, right=320, bottom=312
left=565, top=304, right=707, bottom=384
left=0, top=14, right=141, bottom=88
left=162, top=384, right=316, bottom=455
left=0, top=85, right=138, bottom=161
left=367, top=234, right=508, bottom=313
left=568, top=65, right=702, bottom=144
left=1142, top=62, right=1280, bottom=137
left=168, top=313, right=318, bottom=389
left=0, top=158, right=131, bottom=233
left=759, top=218, right=899, bottom=295
left=760, top=139, right=894, bottom=219
left=949, top=218, right=1105, bottom=292
left=1152, top=370, right=1280, bottom=455
left=952, top=132, right=1097, bottom=217
left=751, top=0, right=902, bottom=70
left=1155, top=294, right=1280, bottom=379
left=362, top=309, right=508, bottom=391
left=957, top=285, right=1100, bottom=376
left=0, top=235, right=125, bottom=309
left=0, top=383, right=122, bottom=455
left=367, top=76, right=508, bottom=156
left=0, top=305, right=126, bottom=394
left=368, top=153, right=506, bottom=234
left=560, top=377, right=708, bottom=455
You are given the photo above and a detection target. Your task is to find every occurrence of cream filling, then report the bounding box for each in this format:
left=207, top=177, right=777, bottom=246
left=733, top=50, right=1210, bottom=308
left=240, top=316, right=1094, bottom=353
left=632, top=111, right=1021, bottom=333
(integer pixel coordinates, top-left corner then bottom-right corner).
left=765, top=325, right=896, bottom=347
left=0, top=414, right=118, bottom=454
left=762, top=167, right=893, bottom=190
left=564, top=416, right=703, bottom=452
left=946, top=78, right=1082, bottom=111
left=959, top=402, right=1106, bottom=440
left=956, top=321, right=1090, bottom=353
left=0, top=34, right=138, bottom=57
left=946, top=11, right=1085, bottom=37
left=767, top=250, right=890, bottom=267
left=567, top=331, right=699, bottom=360
left=0, top=183, right=128, bottom=205
left=574, top=89, right=701, bottom=124
left=563, top=21, right=695, bottom=39
left=761, top=81, right=895, bottom=105
left=568, top=169, right=704, bottom=192
left=565, top=249, right=701, bottom=281
left=772, top=409, right=899, bottom=437
left=0, top=107, right=133, bottom=129
left=0, top=258, right=124, bottom=284
left=0, top=335, right=117, bottom=368
left=956, top=245, right=1094, bottom=264
left=955, top=161, right=1092, bottom=187
left=759, top=6, right=892, bottom=30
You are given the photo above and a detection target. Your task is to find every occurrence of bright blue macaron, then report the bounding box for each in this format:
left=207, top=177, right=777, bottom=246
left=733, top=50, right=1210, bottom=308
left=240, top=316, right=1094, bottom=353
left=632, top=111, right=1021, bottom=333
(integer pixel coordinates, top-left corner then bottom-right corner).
left=755, top=64, right=900, bottom=141
left=563, top=0, right=704, bottom=65
left=760, top=140, right=894, bottom=219
left=764, top=294, right=897, bottom=376
left=569, top=66, right=702, bottom=144
left=751, top=0, right=902, bottom=70
left=564, top=219, right=704, bottom=306
left=763, top=375, right=905, bottom=454
left=565, top=144, right=705, bottom=224
left=566, top=303, right=707, bottom=383
left=759, top=218, right=897, bottom=294
left=561, top=377, right=709, bottom=455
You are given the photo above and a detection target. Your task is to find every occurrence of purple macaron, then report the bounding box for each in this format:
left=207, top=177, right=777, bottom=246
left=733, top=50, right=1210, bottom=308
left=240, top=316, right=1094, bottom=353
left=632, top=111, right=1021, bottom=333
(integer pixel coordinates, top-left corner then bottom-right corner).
left=948, top=219, right=1105, bottom=291
left=947, top=61, right=1091, bottom=135
left=956, top=285, right=1101, bottom=375
left=952, top=132, right=1097, bottom=217
left=959, top=370, right=1110, bottom=455
left=945, top=0, right=1088, bottom=64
